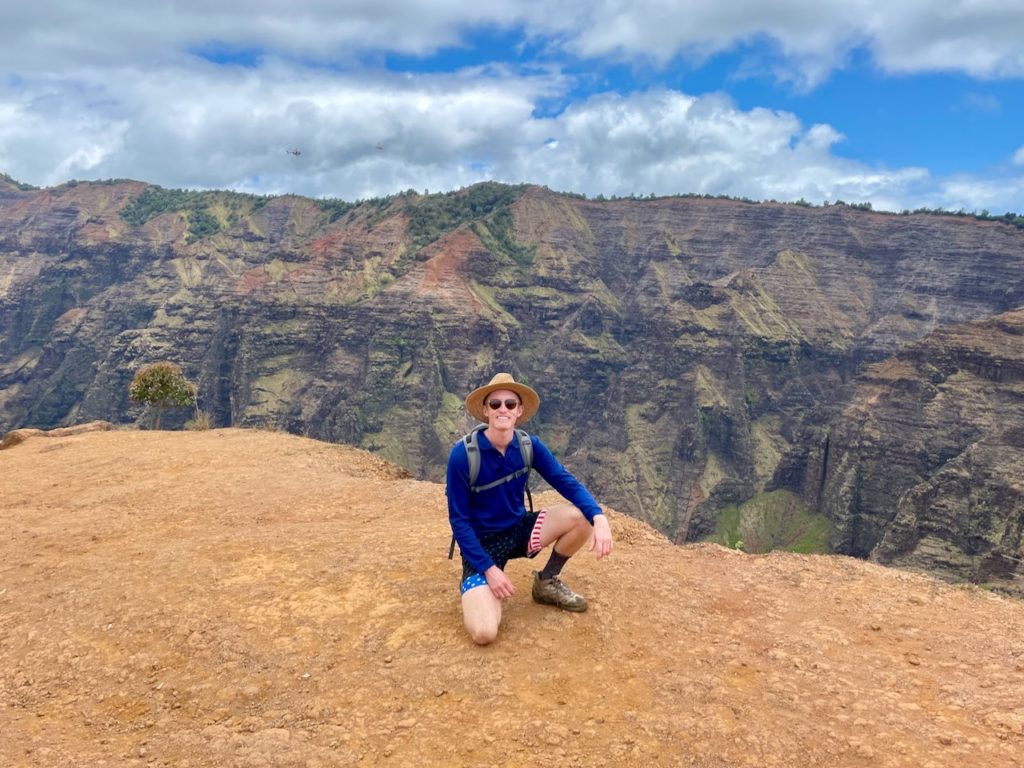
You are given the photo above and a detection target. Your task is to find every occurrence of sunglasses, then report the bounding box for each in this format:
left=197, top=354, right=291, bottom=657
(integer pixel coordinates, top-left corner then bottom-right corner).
left=487, top=398, right=521, bottom=411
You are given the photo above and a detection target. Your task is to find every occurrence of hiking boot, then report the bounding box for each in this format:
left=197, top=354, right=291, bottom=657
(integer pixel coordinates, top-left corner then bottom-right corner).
left=532, top=571, right=588, bottom=612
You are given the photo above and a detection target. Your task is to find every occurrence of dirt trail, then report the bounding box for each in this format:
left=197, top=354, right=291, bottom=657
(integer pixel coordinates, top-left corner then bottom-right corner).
left=2, top=427, right=1023, bottom=767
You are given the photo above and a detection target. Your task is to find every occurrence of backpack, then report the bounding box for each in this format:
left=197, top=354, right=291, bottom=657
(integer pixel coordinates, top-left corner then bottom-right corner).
left=447, top=424, right=534, bottom=559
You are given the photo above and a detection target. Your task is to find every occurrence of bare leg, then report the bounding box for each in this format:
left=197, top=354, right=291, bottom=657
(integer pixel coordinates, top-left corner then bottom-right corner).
left=461, top=584, right=503, bottom=645
left=462, top=507, right=592, bottom=641
left=536, top=504, right=591, bottom=555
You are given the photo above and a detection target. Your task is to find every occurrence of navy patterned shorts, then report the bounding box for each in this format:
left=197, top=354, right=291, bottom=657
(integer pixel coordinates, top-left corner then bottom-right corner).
left=460, top=510, right=546, bottom=593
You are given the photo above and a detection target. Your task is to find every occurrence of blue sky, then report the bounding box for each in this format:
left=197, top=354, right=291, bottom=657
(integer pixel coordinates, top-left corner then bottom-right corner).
left=2, top=1, right=1023, bottom=212
left=388, top=33, right=1022, bottom=176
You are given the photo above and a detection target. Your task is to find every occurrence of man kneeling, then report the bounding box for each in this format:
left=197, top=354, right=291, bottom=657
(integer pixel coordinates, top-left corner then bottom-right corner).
left=446, top=373, right=613, bottom=645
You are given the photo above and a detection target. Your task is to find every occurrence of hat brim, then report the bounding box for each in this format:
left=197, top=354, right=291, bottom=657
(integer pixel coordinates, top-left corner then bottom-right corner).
left=465, top=381, right=540, bottom=424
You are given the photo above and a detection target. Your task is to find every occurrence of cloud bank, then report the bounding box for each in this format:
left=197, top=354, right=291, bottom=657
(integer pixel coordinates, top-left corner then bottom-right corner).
left=2, top=1, right=1022, bottom=212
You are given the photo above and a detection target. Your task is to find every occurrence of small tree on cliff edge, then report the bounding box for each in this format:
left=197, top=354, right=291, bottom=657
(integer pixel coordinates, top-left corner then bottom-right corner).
left=129, top=362, right=197, bottom=429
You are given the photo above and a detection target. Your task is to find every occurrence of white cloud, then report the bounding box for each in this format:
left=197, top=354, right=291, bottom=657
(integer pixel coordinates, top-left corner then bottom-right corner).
left=0, top=1, right=522, bottom=71
left=864, top=2, right=1024, bottom=78
left=505, top=89, right=931, bottom=209
left=930, top=176, right=1024, bottom=214
left=2, top=1, right=1024, bottom=213
left=1014, top=147, right=1024, bottom=166
left=541, top=1, right=1024, bottom=85
left=4, top=0, right=1024, bottom=84
left=0, top=60, right=555, bottom=196
left=5, top=58, right=1021, bottom=213
left=0, top=79, right=131, bottom=187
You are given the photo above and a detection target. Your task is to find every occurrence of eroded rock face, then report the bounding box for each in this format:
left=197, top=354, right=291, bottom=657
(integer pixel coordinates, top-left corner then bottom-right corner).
left=800, top=310, right=1024, bottom=593
left=1, top=180, right=1023, bottom=587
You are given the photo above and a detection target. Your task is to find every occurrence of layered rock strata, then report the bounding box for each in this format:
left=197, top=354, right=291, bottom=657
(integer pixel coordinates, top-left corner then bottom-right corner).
left=1, top=180, right=1023, bottom=588
left=788, top=310, right=1024, bottom=593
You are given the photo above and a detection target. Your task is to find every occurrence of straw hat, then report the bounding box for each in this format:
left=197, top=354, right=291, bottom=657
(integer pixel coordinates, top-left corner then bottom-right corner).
left=465, top=373, right=540, bottom=424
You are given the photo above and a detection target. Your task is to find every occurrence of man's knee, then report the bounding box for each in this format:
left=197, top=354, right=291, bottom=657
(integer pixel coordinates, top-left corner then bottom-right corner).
left=465, top=612, right=500, bottom=645
left=567, top=506, right=589, bottom=534
left=468, top=624, right=499, bottom=645
left=553, top=504, right=586, bottom=526
left=543, top=505, right=589, bottom=549
left=462, top=591, right=501, bottom=645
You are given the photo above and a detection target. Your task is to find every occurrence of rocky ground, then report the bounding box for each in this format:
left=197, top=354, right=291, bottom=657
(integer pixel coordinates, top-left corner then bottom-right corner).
left=2, top=426, right=1023, bottom=767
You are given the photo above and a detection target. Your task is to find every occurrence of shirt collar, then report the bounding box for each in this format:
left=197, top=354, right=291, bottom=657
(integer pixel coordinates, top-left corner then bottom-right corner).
left=477, top=429, right=516, bottom=453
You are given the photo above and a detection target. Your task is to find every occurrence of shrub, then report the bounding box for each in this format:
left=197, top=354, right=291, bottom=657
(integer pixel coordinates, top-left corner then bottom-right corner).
left=129, top=362, right=197, bottom=429
left=185, top=410, right=213, bottom=431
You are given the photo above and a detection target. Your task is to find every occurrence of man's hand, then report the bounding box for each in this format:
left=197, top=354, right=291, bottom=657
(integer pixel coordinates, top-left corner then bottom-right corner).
left=485, top=565, right=516, bottom=600
left=589, top=514, right=613, bottom=560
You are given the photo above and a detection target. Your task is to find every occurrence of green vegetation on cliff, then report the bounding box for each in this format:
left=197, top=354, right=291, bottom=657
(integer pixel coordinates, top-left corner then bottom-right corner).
left=706, top=490, right=832, bottom=554
left=406, top=182, right=529, bottom=251
left=314, top=197, right=359, bottom=223
left=0, top=172, right=38, bottom=191
left=472, top=206, right=534, bottom=265
left=121, top=187, right=208, bottom=224
left=120, top=186, right=276, bottom=243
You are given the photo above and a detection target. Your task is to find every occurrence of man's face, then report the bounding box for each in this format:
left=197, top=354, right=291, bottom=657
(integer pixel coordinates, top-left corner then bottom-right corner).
left=484, top=388, right=523, bottom=430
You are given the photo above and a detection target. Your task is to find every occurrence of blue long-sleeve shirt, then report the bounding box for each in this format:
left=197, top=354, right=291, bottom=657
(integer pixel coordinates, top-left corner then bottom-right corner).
left=446, top=430, right=603, bottom=575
